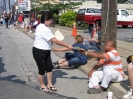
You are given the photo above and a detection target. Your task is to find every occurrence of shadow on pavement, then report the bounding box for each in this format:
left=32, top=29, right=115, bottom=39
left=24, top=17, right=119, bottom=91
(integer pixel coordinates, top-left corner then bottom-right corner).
left=0, top=57, right=26, bottom=85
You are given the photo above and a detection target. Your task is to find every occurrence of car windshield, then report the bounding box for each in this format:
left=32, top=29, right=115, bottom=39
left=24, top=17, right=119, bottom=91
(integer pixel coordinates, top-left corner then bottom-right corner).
left=86, top=8, right=102, bottom=13
left=78, top=9, right=86, bottom=14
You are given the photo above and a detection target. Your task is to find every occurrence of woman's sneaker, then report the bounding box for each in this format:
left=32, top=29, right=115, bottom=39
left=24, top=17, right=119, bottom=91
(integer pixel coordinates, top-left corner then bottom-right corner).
left=53, top=61, right=60, bottom=69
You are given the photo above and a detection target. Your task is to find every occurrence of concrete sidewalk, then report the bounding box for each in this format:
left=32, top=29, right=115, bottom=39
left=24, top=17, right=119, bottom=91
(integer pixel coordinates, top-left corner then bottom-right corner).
left=19, top=25, right=133, bottom=99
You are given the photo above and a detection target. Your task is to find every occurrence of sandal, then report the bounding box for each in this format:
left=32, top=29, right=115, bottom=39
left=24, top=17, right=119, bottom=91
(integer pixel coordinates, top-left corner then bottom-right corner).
left=40, top=88, right=50, bottom=93
left=47, top=86, right=57, bottom=91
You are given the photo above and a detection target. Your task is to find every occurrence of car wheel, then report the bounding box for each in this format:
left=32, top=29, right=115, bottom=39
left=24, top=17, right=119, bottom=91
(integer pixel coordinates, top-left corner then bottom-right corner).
left=122, top=25, right=128, bottom=28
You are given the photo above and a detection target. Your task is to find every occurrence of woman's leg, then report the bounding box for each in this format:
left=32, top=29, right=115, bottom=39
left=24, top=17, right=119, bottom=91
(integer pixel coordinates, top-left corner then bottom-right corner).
left=38, top=74, right=47, bottom=88
left=46, top=71, right=53, bottom=87
left=127, top=64, right=133, bottom=97
left=59, top=61, right=69, bottom=67
left=58, top=55, right=67, bottom=64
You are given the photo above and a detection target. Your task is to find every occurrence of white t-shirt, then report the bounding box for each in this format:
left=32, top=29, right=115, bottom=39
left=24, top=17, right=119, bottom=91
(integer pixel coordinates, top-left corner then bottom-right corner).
left=33, top=24, right=54, bottom=50
left=33, top=20, right=38, bottom=26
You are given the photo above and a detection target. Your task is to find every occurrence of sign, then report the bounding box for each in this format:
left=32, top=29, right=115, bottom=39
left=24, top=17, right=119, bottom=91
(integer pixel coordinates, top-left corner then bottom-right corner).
left=18, top=0, right=24, bottom=3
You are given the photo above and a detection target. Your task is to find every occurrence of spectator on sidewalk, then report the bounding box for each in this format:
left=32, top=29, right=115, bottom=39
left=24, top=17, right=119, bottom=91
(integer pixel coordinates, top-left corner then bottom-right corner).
left=29, top=18, right=38, bottom=33
left=123, top=55, right=133, bottom=99
left=4, top=13, right=9, bottom=29
left=78, top=40, right=125, bottom=94
left=0, top=17, right=4, bottom=26
left=52, top=35, right=88, bottom=69
left=18, top=13, right=24, bottom=28
left=9, top=12, right=14, bottom=27
left=32, top=11, right=72, bottom=93
left=84, top=21, right=102, bottom=52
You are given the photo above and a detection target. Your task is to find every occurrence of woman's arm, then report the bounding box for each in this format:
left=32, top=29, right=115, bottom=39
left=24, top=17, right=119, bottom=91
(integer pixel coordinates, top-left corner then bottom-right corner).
left=51, top=37, right=72, bottom=50
left=52, top=47, right=70, bottom=52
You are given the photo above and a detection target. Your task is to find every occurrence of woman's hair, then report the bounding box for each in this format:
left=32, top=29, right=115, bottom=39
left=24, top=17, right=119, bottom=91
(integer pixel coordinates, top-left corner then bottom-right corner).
left=41, top=11, right=54, bottom=23
left=75, top=35, right=84, bottom=43
left=127, top=55, right=133, bottom=64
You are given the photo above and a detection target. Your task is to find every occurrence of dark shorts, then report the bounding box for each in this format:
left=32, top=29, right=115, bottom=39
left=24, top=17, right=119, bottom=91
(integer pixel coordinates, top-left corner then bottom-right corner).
left=32, top=25, right=37, bottom=29
left=65, top=52, right=82, bottom=68
left=0, top=21, right=3, bottom=24
left=32, top=47, right=53, bottom=75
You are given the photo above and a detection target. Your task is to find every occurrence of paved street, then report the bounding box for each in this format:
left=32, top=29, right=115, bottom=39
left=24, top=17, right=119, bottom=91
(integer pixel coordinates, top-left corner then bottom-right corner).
left=0, top=26, right=120, bottom=99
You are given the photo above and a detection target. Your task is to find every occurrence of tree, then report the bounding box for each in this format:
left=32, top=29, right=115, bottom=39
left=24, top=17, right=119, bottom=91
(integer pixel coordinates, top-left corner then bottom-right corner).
left=30, top=0, right=82, bottom=14
left=97, top=0, right=127, bottom=3
left=101, top=0, right=117, bottom=51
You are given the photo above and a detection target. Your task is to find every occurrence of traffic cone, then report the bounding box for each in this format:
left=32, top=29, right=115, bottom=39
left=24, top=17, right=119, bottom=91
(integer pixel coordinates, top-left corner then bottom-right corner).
left=71, top=21, right=77, bottom=37
left=91, top=24, right=96, bottom=38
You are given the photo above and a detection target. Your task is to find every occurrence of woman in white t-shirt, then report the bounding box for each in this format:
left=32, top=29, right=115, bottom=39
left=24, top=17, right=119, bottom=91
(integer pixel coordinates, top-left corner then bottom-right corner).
left=32, top=11, right=72, bottom=93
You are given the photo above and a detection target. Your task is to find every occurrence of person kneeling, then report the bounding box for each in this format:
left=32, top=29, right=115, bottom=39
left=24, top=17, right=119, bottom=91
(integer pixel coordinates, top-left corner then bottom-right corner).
left=52, top=35, right=88, bottom=69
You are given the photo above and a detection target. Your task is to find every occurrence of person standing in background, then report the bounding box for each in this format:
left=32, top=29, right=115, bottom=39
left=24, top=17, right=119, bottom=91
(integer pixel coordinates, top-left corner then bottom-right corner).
left=9, top=12, right=14, bottom=27
left=4, top=13, right=9, bottom=29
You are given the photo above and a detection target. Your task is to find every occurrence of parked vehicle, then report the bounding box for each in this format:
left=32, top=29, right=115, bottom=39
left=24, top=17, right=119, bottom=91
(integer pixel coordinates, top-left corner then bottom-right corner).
left=76, top=7, right=133, bottom=28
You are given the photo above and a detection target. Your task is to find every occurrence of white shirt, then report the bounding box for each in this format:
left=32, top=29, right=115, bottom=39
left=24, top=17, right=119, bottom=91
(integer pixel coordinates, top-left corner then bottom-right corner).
left=33, top=20, right=38, bottom=26
left=33, top=24, right=54, bottom=50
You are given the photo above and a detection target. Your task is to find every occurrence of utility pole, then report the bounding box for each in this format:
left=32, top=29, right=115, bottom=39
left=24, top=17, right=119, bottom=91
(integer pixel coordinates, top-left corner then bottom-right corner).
left=8, top=0, right=10, bottom=12
left=101, top=0, right=117, bottom=51
left=3, top=0, right=4, bottom=12
left=4, top=0, right=6, bottom=12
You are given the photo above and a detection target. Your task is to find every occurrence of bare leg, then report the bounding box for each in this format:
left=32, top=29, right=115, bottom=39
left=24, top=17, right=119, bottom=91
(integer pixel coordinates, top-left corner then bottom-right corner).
left=127, top=64, right=133, bottom=96
left=58, top=59, right=66, bottom=64
left=38, top=74, right=47, bottom=88
left=59, top=61, right=69, bottom=67
left=46, top=72, right=53, bottom=87
left=57, top=56, right=69, bottom=67
left=46, top=71, right=57, bottom=90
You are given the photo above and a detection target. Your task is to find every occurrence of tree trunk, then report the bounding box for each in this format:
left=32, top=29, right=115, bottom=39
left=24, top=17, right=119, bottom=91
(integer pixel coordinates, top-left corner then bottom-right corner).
left=101, top=0, right=117, bottom=52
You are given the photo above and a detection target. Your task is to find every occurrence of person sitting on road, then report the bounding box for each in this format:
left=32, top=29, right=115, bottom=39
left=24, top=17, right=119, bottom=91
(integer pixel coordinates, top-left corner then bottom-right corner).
left=123, top=55, right=133, bottom=99
left=52, top=35, right=89, bottom=69
left=84, top=21, right=102, bottom=52
left=78, top=40, right=125, bottom=94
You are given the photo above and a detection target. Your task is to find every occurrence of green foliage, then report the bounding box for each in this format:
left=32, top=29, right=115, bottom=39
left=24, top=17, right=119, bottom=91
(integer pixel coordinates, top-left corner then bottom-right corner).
left=54, top=14, right=59, bottom=24
left=37, top=14, right=41, bottom=19
left=66, top=21, right=74, bottom=27
left=76, top=22, right=88, bottom=30
left=59, top=10, right=77, bottom=26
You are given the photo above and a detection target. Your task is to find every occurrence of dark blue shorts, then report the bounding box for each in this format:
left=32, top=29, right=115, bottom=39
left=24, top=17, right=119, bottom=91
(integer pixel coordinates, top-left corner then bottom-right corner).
left=65, top=52, right=82, bottom=68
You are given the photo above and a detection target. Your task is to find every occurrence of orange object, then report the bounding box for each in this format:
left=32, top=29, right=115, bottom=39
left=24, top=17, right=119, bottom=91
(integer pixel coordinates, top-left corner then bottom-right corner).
left=91, top=24, right=96, bottom=38
left=71, top=21, right=77, bottom=37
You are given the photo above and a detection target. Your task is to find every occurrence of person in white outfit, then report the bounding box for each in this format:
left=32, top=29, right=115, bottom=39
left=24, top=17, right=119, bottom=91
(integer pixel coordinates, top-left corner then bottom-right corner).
left=78, top=41, right=124, bottom=94
left=123, top=55, right=133, bottom=99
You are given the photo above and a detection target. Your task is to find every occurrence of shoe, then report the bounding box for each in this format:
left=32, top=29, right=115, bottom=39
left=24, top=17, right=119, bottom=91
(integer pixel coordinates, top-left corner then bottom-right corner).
left=130, top=95, right=133, bottom=99
left=40, top=88, right=50, bottom=93
left=29, top=30, right=32, bottom=33
left=47, top=86, right=57, bottom=91
left=123, top=90, right=132, bottom=99
left=53, top=61, right=60, bottom=69
left=87, top=88, right=102, bottom=94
